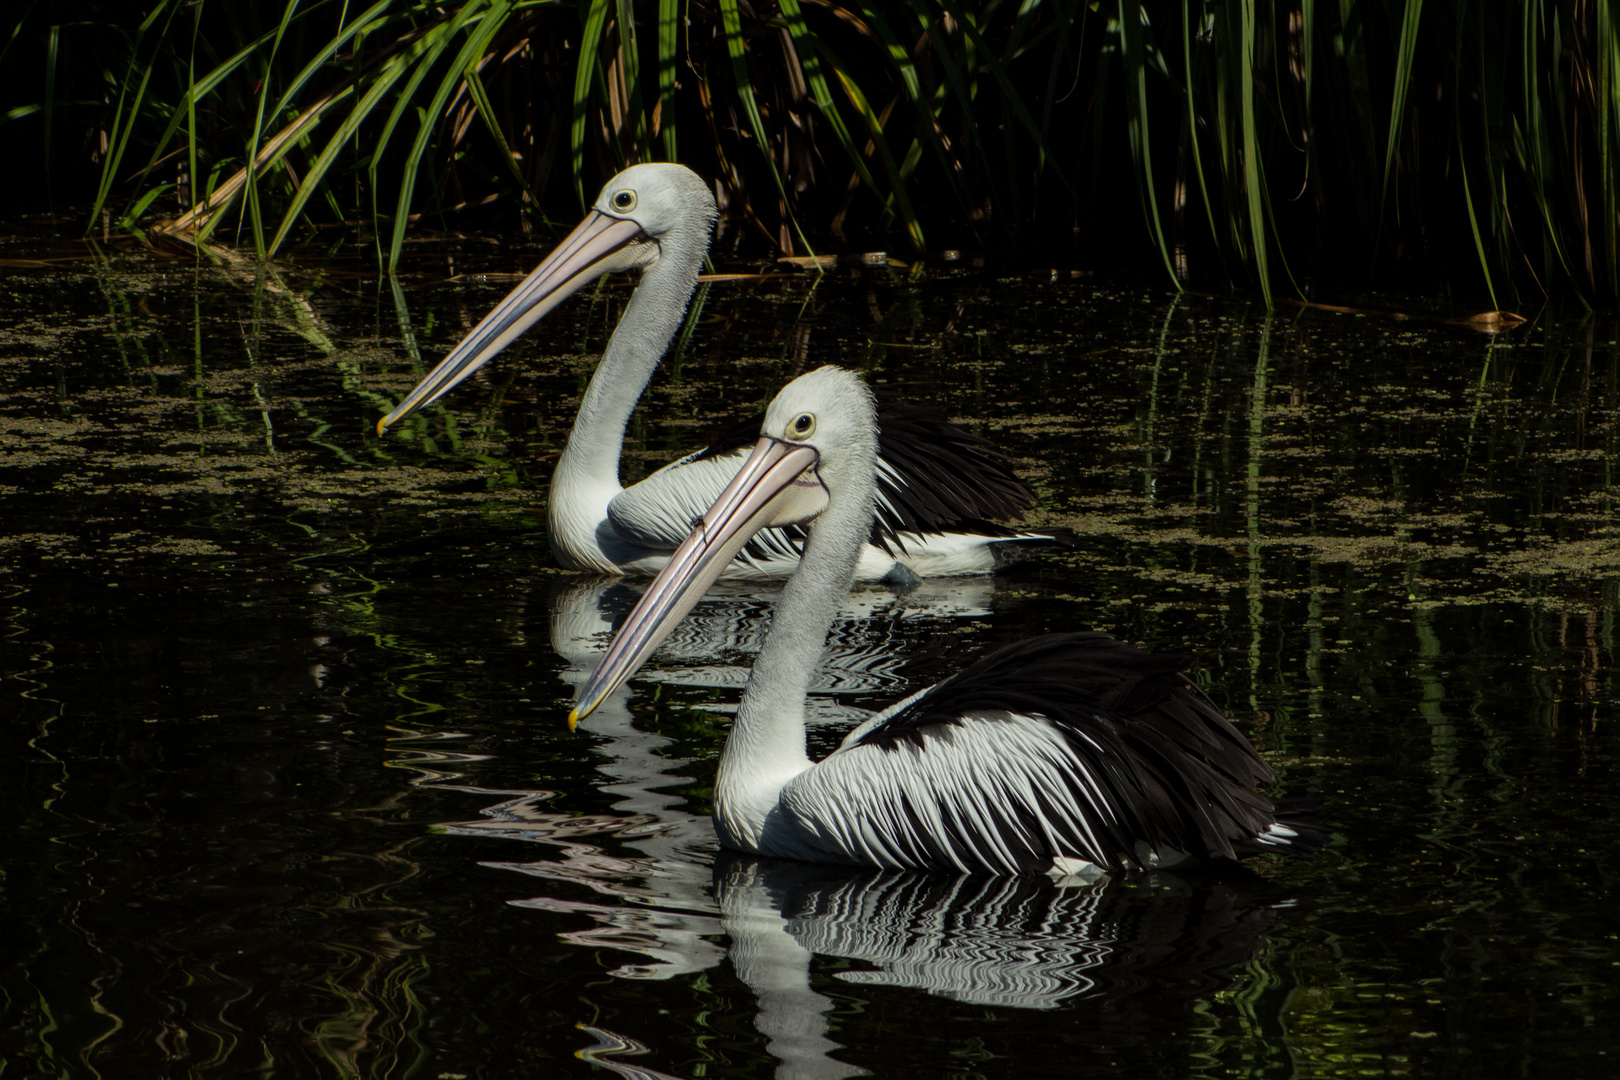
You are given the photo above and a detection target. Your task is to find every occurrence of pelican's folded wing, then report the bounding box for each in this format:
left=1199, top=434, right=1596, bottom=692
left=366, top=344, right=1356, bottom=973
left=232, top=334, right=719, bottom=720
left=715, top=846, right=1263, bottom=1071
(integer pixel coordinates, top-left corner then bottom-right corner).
left=778, top=633, right=1303, bottom=874
left=866, top=399, right=1036, bottom=553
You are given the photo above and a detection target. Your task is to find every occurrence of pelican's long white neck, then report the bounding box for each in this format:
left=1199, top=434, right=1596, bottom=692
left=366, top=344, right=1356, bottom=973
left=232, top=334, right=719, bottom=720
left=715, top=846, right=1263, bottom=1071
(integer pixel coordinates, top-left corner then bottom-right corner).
left=549, top=223, right=707, bottom=572
left=715, top=440, right=877, bottom=850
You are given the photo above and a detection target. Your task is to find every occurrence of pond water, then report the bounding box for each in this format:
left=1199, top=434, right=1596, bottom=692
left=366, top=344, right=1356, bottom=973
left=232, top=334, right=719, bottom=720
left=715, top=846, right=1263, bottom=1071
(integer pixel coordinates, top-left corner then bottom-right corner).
left=3, top=224, right=1618, bottom=1079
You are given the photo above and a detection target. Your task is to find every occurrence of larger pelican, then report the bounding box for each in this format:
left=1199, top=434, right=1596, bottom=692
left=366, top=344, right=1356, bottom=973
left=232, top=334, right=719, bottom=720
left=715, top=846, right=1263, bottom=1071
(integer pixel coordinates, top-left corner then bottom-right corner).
left=571, top=366, right=1326, bottom=876
left=376, top=163, right=1060, bottom=581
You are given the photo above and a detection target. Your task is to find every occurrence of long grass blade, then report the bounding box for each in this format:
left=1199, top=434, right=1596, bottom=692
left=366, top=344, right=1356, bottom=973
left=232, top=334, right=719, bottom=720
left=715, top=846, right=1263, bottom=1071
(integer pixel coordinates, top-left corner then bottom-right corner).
left=1301, top=0, right=1315, bottom=120
left=0, top=2, right=38, bottom=72
left=1516, top=1, right=1574, bottom=289
left=1117, top=0, right=1177, bottom=286
left=852, top=3, right=977, bottom=231
left=1035, top=0, right=1082, bottom=181
left=1379, top=0, right=1424, bottom=219
left=778, top=0, right=918, bottom=245
left=268, top=51, right=419, bottom=255
left=138, top=25, right=283, bottom=184
left=1595, top=0, right=1618, bottom=291
left=185, top=0, right=202, bottom=226
left=242, top=0, right=310, bottom=258
left=932, top=0, right=1074, bottom=193
left=118, top=182, right=172, bottom=229
left=1333, top=0, right=1380, bottom=217
left=905, top=3, right=985, bottom=165
left=1180, top=3, right=1223, bottom=272
left=265, top=1, right=399, bottom=131
left=89, top=0, right=182, bottom=231
left=615, top=0, right=647, bottom=160
left=41, top=21, right=57, bottom=190
left=367, top=9, right=484, bottom=259
left=656, top=0, right=680, bottom=159
left=176, top=88, right=353, bottom=242
left=572, top=0, right=612, bottom=206
left=1239, top=0, right=1271, bottom=305
left=462, top=56, right=534, bottom=195
left=1458, top=152, right=1498, bottom=310
left=806, top=34, right=926, bottom=249
left=716, top=0, right=813, bottom=254
left=390, top=0, right=513, bottom=271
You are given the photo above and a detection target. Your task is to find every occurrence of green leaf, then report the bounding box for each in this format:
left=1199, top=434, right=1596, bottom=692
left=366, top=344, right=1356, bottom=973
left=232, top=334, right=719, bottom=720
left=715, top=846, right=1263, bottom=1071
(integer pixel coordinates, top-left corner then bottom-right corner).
left=717, top=0, right=814, bottom=254
left=853, top=3, right=977, bottom=232
left=389, top=0, right=513, bottom=271
left=118, top=182, right=172, bottom=228
left=1379, top=0, right=1423, bottom=213
left=615, top=0, right=647, bottom=159
left=656, top=0, right=680, bottom=159
left=1239, top=0, right=1270, bottom=305
left=778, top=0, right=922, bottom=248
left=930, top=0, right=1074, bottom=193
left=1116, top=0, right=1177, bottom=287
left=90, top=0, right=184, bottom=232
left=269, top=50, right=417, bottom=255
left=805, top=32, right=926, bottom=250
left=572, top=0, right=612, bottom=207
left=462, top=54, right=534, bottom=199
left=243, top=0, right=309, bottom=258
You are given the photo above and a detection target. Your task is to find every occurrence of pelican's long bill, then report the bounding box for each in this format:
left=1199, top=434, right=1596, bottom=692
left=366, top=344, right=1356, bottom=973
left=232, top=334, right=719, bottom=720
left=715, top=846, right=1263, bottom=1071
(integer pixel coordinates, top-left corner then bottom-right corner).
left=569, top=436, right=822, bottom=728
left=375, top=211, right=651, bottom=435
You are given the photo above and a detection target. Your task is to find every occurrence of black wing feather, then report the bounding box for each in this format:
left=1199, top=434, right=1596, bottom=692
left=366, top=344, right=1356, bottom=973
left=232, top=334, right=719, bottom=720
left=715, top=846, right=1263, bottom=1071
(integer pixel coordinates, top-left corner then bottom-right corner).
left=856, top=632, right=1323, bottom=870
left=692, top=395, right=1038, bottom=553
left=867, top=397, right=1035, bottom=553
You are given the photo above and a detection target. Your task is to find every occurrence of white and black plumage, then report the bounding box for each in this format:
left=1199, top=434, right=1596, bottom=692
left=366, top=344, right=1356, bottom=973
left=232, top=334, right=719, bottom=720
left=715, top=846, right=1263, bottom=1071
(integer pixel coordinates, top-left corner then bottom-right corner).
left=374, top=162, right=1061, bottom=581
left=570, top=365, right=1326, bottom=876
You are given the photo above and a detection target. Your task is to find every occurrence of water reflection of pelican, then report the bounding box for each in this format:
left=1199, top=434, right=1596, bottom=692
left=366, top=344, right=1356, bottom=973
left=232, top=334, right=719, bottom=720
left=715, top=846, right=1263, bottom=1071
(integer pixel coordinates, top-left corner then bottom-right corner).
left=716, top=855, right=1283, bottom=1015
left=446, top=786, right=1291, bottom=1076
left=711, top=857, right=1294, bottom=1078
left=548, top=575, right=995, bottom=725
left=375, top=163, right=1059, bottom=581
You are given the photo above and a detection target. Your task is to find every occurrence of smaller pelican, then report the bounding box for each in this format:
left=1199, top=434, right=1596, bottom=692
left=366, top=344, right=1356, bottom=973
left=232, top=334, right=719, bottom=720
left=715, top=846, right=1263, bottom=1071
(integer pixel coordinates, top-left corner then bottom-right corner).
left=570, top=366, right=1325, bottom=876
left=375, top=162, right=1061, bottom=582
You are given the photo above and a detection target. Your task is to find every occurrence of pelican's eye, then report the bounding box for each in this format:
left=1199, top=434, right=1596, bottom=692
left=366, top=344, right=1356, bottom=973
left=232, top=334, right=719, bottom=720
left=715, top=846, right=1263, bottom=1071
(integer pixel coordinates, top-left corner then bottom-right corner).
left=611, top=189, right=638, bottom=213
left=789, top=412, right=816, bottom=439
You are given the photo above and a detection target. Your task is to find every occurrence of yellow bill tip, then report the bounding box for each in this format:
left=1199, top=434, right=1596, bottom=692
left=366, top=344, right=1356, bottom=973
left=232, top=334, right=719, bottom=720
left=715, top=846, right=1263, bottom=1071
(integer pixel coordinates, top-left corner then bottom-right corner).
left=375, top=416, right=390, bottom=437
left=566, top=707, right=580, bottom=732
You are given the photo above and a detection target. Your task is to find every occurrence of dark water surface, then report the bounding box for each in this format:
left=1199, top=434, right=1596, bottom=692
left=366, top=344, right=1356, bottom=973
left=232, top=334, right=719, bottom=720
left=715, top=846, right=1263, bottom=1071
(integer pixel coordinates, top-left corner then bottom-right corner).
left=3, top=229, right=1619, bottom=1078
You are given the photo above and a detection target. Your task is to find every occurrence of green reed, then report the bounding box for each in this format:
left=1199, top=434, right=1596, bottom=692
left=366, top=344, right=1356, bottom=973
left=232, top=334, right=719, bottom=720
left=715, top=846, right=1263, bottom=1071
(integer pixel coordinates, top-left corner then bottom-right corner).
left=3, top=1, right=1615, bottom=304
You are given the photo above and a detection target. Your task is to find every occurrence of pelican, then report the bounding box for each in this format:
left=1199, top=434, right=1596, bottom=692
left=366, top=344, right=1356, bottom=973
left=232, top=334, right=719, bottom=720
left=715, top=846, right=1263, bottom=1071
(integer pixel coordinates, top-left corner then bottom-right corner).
left=570, top=366, right=1326, bottom=876
left=375, top=162, right=1060, bottom=581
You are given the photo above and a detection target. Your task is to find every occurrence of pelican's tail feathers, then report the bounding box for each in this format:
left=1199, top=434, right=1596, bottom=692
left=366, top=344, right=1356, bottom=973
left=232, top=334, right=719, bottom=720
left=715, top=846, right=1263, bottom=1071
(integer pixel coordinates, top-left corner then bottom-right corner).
left=1235, top=797, right=1331, bottom=858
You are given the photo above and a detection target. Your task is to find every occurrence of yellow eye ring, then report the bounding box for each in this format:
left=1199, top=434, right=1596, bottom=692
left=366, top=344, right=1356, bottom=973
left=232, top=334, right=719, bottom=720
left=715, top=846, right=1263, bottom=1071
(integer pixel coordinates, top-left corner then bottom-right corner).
left=611, top=189, right=638, bottom=213
left=790, top=412, right=816, bottom=439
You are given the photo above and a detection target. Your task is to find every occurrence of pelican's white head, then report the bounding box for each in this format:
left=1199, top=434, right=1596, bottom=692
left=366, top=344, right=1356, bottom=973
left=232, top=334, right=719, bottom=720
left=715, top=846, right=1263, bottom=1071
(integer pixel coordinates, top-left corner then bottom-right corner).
left=591, top=163, right=717, bottom=259
left=569, top=366, right=880, bottom=726
left=755, top=365, right=880, bottom=526
left=376, top=161, right=717, bottom=434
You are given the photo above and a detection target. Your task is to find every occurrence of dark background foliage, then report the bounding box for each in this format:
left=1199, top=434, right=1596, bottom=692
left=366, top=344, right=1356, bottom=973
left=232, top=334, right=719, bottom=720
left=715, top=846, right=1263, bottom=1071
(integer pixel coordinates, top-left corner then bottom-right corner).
left=3, top=1, right=1616, bottom=305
